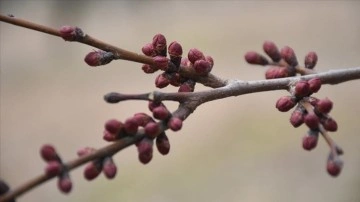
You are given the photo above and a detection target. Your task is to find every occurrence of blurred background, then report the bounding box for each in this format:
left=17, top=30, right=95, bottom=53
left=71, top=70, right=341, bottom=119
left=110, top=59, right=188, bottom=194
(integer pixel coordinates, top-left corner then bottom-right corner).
left=1, top=1, right=360, bottom=202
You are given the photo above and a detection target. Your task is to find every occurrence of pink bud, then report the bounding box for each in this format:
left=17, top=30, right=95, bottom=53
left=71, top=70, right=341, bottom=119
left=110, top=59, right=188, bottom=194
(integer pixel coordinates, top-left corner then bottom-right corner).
left=244, top=51, right=269, bottom=65
left=104, top=119, right=123, bottom=134
left=103, top=130, right=117, bottom=142
left=193, top=59, right=212, bottom=75
left=263, top=41, right=281, bottom=62
left=327, top=158, right=343, bottom=177
left=155, top=73, right=170, bottom=88
left=205, top=56, right=214, bottom=68
left=45, top=161, right=62, bottom=176
left=308, top=77, right=322, bottom=93
left=40, top=144, right=58, bottom=162
left=168, top=41, right=183, bottom=57
left=124, top=118, right=139, bottom=134
left=322, top=117, right=338, bottom=132
left=142, top=64, right=158, bottom=74
left=142, top=43, right=155, bottom=56
left=152, top=106, right=170, bottom=120
left=302, top=133, right=318, bottom=151
left=133, top=113, right=152, bottom=127
left=188, top=48, right=205, bottom=64
left=156, top=133, right=170, bottom=155
left=275, top=96, right=297, bottom=112
left=103, top=158, right=117, bottom=179
left=77, top=147, right=96, bottom=157
left=84, top=51, right=114, bottom=67
left=57, top=176, right=72, bottom=194
left=152, top=34, right=167, bottom=48
left=294, top=80, right=310, bottom=97
left=290, top=110, right=305, bottom=127
left=304, top=113, right=320, bottom=129
left=168, top=117, right=183, bottom=131
left=84, top=162, right=101, bottom=181
left=137, top=138, right=153, bottom=164
left=145, top=122, right=161, bottom=138
left=316, top=98, right=333, bottom=114
left=178, top=80, right=195, bottom=92
left=153, top=56, right=169, bottom=70
left=280, top=46, right=298, bottom=66
left=304, top=51, right=318, bottom=69
left=265, top=66, right=289, bottom=79
left=59, top=26, right=83, bottom=41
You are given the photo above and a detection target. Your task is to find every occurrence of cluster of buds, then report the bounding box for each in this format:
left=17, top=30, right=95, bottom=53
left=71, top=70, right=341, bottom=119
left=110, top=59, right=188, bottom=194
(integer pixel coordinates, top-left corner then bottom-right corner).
left=40, top=144, right=72, bottom=193
left=101, top=100, right=183, bottom=165
left=141, top=34, right=214, bottom=92
left=246, top=42, right=343, bottom=177
left=77, top=147, right=117, bottom=180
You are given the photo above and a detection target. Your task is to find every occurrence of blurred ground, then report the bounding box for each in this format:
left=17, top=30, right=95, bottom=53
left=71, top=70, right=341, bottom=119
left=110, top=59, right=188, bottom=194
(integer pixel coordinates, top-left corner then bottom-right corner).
left=0, top=1, right=360, bottom=202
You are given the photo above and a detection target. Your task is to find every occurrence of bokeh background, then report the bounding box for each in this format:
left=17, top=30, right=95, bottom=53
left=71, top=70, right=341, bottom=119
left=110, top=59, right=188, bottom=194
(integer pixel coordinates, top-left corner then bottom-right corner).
left=1, top=1, right=360, bottom=202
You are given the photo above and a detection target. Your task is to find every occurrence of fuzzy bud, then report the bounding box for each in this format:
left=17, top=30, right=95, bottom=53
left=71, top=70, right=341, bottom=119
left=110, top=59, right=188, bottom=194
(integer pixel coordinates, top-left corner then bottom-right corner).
left=304, top=51, right=318, bottom=69
left=188, top=48, right=205, bottom=64
left=59, top=26, right=83, bottom=41
left=265, top=66, right=289, bottom=79
left=205, top=56, right=214, bottom=67
left=142, top=43, right=155, bottom=56
left=103, top=130, right=118, bottom=142
left=315, top=98, right=333, bottom=114
left=148, top=101, right=163, bottom=112
left=133, top=113, right=152, bottom=127
left=178, top=80, right=196, bottom=92
left=275, top=96, right=297, bottom=112
left=290, top=109, right=305, bottom=127
left=302, top=131, right=318, bottom=151
left=304, top=113, right=320, bottom=129
left=294, top=80, right=310, bottom=97
left=40, top=144, right=58, bottom=162
left=168, top=41, right=183, bottom=57
left=168, top=117, right=183, bottom=131
left=193, top=59, right=212, bottom=75
left=169, top=73, right=182, bottom=87
left=327, top=158, right=343, bottom=177
left=152, top=106, right=170, bottom=120
left=153, top=56, right=169, bottom=70
left=137, top=138, right=153, bottom=164
left=263, top=41, right=281, bottom=62
left=156, top=132, right=170, bottom=155
left=58, top=176, right=72, bottom=194
left=308, top=77, right=322, bottom=93
left=84, top=162, right=101, bottom=181
left=45, top=161, right=62, bottom=176
left=280, top=46, right=298, bottom=66
left=84, top=51, right=114, bottom=67
left=142, top=64, right=158, bottom=74
left=105, top=119, right=123, bottom=134
left=152, top=34, right=167, bottom=56
left=322, top=117, right=338, bottom=132
left=244, top=51, right=269, bottom=65
left=145, top=122, right=161, bottom=138
left=124, top=118, right=139, bottom=134
left=103, top=158, right=117, bottom=179
left=155, top=73, right=171, bottom=88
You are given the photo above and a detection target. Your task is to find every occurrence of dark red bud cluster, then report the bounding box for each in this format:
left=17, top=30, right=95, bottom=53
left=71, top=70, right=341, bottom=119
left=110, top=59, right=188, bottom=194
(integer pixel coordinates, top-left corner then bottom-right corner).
left=40, top=144, right=72, bottom=193
left=84, top=51, right=114, bottom=67
left=59, top=25, right=84, bottom=41
left=187, top=48, right=213, bottom=76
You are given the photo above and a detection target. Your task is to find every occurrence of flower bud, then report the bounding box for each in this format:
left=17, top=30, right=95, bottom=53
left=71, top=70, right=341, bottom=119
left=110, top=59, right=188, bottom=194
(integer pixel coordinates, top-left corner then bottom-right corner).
left=124, top=118, right=139, bottom=134
left=133, top=113, right=152, bottom=127
left=193, top=59, right=212, bottom=75
left=84, top=51, right=114, bottom=67
left=59, top=26, right=84, bottom=41
left=104, top=119, right=123, bottom=134
left=244, top=51, right=269, bottom=65
left=148, top=101, right=163, bottom=112
left=315, top=98, right=333, bottom=114
left=156, top=132, right=170, bottom=155
left=45, top=161, right=62, bottom=176
left=152, top=106, right=170, bottom=120
left=294, top=80, right=310, bottom=97
left=308, top=77, right=322, bottom=93
left=168, top=117, right=183, bottom=131
left=145, top=122, right=161, bottom=138
left=178, top=80, right=196, bottom=92
left=302, top=132, right=318, bottom=151
left=152, top=34, right=167, bottom=56
left=169, top=73, right=182, bottom=87
left=265, top=66, right=289, bottom=79
left=84, top=162, right=101, bottom=180
left=137, top=138, right=153, bottom=164
left=327, top=158, right=343, bottom=177
left=188, top=48, right=205, bottom=64
left=153, top=56, right=169, bottom=70
left=304, top=51, right=318, bottom=69
left=304, top=113, right=320, bottom=129
left=322, top=117, right=338, bottom=132
left=263, top=41, right=281, bottom=62
left=205, top=56, right=214, bottom=68
left=40, top=144, right=58, bottom=162
left=155, top=73, right=171, bottom=88
left=168, top=41, right=183, bottom=57
left=181, top=57, right=191, bottom=67
left=103, top=158, right=117, bottom=179
left=280, top=46, right=298, bottom=66
left=142, top=64, right=158, bottom=74
left=275, top=96, right=297, bottom=112
left=58, top=176, right=72, bottom=194
left=103, top=130, right=118, bottom=142
left=142, top=43, right=155, bottom=56
left=290, top=109, right=305, bottom=127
